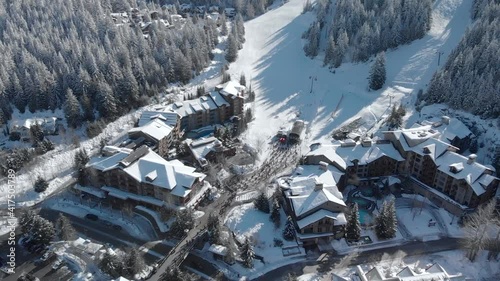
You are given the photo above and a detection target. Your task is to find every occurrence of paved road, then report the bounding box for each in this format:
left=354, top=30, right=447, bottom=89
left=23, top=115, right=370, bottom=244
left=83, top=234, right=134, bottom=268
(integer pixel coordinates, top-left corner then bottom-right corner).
left=150, top=190, right=234, bottom=280
left=253, top=237, right=462, bottom=281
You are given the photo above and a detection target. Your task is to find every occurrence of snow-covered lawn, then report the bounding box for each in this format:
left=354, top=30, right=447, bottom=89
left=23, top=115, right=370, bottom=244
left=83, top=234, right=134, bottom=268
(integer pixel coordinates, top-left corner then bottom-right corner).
left=225, top=202, right=304, bottom=266
left=397, top=208, right=442, bottom=240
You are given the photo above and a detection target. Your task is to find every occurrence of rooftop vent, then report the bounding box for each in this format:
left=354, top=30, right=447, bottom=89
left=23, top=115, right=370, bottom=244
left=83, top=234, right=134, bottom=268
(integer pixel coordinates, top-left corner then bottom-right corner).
left=467, top=154, right=477, bottom=165
left=145, top=170, right=158, bottom=182
left=449, top=162, right=464, bottom=174
left=318, top=161, right=329, bottom=171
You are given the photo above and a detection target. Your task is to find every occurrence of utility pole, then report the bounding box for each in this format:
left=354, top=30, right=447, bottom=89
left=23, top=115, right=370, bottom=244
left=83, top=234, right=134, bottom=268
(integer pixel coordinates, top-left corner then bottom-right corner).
left=437, top=51, right=444, bottom=66
left=309, top=75, right=317, bottom=93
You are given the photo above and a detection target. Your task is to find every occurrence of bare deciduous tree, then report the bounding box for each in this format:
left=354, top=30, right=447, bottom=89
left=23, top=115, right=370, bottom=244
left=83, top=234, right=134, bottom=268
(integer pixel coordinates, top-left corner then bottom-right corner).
left=462, top=199, right=499, bottom=261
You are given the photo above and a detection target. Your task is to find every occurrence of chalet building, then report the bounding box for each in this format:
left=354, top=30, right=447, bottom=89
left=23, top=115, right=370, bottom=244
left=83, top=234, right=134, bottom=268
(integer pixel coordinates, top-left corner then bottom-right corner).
left=304, top=139, right=404, bottom=188
left=184, top=137, right=236, bottom=168
left=85, top=145, right=210, bottom=211
left=127, top=118, right=174, bottom=150
left=279, top=165, right=347, bottom=247
left=166, top=91, right=231, bottom=132
left=215, top=81, right=245, bottom=117
left=137, top=110, right=181, bottom=138
left=135, top=81, right=245, bottom=134
left=415, top=116, right=475, bottom=152
left=384, top=128, right=499, bottom=215
left=9, top=117, right=58, bottom=141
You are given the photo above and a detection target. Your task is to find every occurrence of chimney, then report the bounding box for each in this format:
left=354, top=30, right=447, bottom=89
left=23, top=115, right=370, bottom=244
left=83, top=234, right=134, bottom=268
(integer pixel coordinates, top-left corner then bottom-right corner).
left=318, top=161, right=329, bottom=171
left=441, top=116, right=450, bottom=125
left=314, top=178, right=323, bottom=191
left=467, top=154, right=477, bottom=165
left=361, top=138, right=372, bottom=147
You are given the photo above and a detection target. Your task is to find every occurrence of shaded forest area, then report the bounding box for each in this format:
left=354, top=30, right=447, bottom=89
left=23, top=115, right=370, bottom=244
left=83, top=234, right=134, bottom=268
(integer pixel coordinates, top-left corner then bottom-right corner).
left=422, top=0, right=500, bottom=118
left=303, top=0, right=432, bottom=67
left=0, top=0, right=225, bottom=126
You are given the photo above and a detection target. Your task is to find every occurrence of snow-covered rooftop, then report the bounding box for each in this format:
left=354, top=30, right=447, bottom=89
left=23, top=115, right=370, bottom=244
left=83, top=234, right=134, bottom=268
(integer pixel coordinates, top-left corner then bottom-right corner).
left=306, top=142, right=404, bottom=170
left=88, top=146, right=206, bottom=192
left=218, top=80, right=245, bottom=97
left=296, top=209, right=346, bottom=229
left=435, top=152, right=496, bottom=196
left=128, top=119, right=173, bottom=142
left=185, top=136, right=222, bottom=164
left=165, top=92, right=228, bottom=118
left=138, top=110, right=179, bottom=127
left=418, top=116, right=473, bottom=142
left=208, top=244, right=228, bottom=256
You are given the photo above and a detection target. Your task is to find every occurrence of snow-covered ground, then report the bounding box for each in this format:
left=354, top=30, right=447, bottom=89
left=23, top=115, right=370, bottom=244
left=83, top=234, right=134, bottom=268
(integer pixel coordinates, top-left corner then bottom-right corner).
left=47, top=198, right=154, bottom=241
left=224, top=202, right=305, bottom=272
left=220, top=0, right=488, bottom=165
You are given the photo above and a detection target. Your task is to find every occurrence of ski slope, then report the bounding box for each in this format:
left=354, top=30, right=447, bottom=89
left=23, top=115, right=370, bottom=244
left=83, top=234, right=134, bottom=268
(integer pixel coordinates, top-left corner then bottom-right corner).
left=226, top=0, right=471, bottom=159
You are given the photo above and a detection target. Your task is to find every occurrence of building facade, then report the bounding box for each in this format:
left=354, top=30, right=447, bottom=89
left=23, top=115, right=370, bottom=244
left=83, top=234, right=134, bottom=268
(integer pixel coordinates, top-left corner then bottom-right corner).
left=86, top=145, right=210, bottom=211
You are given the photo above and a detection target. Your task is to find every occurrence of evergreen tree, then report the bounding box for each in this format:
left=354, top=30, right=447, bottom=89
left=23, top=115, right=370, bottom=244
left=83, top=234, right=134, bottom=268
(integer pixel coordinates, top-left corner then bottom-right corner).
left=29, top=123, right=44, bottom=147
left=225, top=32, right=238, bottom=63
left=375, top=200, right=397, bottom=239
left=273, top=187, right=284, bottom=207
left=270, top=198, right=281, bottom=228
left=19, top=210, right=36, bottom=235
left=169, top=208, right=195, bottom=238
left=99, top=250, right=123, bottom=278
left=239, top=73, right=246, bottom=87
left=346, top=203, right=361, bottom=241
left=369, top=52, right=386, bottom=90
left=254, top=192, right=270, bottom=213
left=324, top=36, right=335, bottom=66
left=207, top=214, right=221, bottom=244
left=283, top=216, right=296, bottom=241
left=220, top=13, right=228, bottom=36
left=29, top=215, right=55, bottom=248
left=124, top=248, right=145, bottom=278
left=240, top=237, right=254, bottom=268
left=34, top=177, right=49, bottom=193
left=64, top=88, right=82, bottom=128
left=74, top=149, right=90, bottom=185
left=56, top=213, right=76, bottom=241
left=303, top=22, right=320, bottom=58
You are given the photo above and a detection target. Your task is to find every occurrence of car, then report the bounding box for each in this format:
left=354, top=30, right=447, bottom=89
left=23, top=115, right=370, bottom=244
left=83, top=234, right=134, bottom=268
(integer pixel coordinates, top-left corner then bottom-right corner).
left=112, top=224, right=122, bottom=231
left=85, top=214, right=98, bottom=221
left=52, top=258, right=63, bottom=270
left=40, top=252, right=52, bottom=262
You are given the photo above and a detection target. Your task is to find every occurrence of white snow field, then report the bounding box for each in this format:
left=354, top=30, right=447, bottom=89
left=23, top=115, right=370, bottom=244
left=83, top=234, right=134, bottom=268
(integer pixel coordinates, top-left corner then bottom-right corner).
left=225, top=0, right=471, bottom=161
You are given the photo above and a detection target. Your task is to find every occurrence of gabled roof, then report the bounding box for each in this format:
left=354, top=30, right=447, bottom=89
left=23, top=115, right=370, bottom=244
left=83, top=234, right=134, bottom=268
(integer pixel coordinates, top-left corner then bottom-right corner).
left=397, top=266, right=417, bottom=277
left=435, top=152, right=496, bottom=196
left=88, top=147, right=206, bottom=193
left=165, top=93, right=220, bottom=117
left=296, top=209, right=346, bottom=229
left=218, top=80, right=245, bottom=97
left=306, top=142, right=404, bottom=170
left=365, top=266, right=385, bottom=281
left=138, top=110, right=179, bottom=127
left=128, top=119, right=173, bottom=142
left=290, top=184, right=346, bottom=217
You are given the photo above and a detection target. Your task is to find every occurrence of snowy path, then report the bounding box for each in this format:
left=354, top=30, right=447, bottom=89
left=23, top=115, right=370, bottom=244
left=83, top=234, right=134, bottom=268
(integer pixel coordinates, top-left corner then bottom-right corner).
left=225, top=0, right=471, bottom=158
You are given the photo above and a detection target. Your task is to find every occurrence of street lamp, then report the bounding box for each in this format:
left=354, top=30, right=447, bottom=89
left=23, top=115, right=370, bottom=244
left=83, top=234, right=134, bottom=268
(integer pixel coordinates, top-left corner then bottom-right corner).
left=437, top=51, right=444, bottom=66
left=309, top=76, right=317, bottom=93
